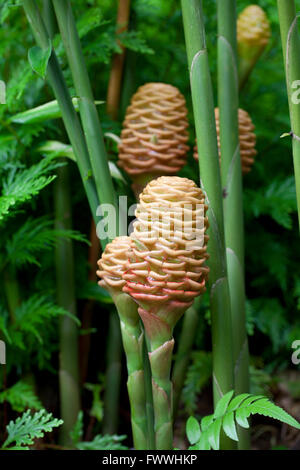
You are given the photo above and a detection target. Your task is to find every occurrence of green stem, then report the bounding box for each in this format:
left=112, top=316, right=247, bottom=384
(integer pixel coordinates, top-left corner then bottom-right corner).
left=217, top=0, right=250, bottom=449
left=172, top=297, right=200, bottom=420
left=238, top=48, right=265, bottom=91
left=181, top=0, right=236, bottom=450
left=42, top=0, right=56, bottom=38
left=102, top=309, right=122, bottom=435
left=142, top=333, right=155, bottom=450
left=148, top=334, right=174, bottom=450
left=52, top=0, right=117, bottom=239
left=23, top=0, right=99, bottom=226
left=54, top=163, right=81, bottom=445
left=42, top=5, right=81, bottom=444
left=114, top=293, right=148, bottom=449
left=277, top=0, right=300, bottom=231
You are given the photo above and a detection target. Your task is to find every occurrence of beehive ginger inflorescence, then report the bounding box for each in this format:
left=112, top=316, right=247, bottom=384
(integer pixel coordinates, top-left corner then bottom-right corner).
left=194, top=108, right=257, bottom=174
left=237, top=5, right=271, bottom=49
left=123, top=176, right=209, bottom=328
left=118, top=83, right=190, bottom=192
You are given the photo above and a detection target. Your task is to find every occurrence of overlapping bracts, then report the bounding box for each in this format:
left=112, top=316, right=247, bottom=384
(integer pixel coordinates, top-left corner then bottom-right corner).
left=118, top=83, right=189, bottom=181
left=123, top=177, right=209, bottom=318
left=96, top=236, right=131, bottom=292
left=194, top=108, right=257, bottom=174
left=237, top=5, right=271, bottom=47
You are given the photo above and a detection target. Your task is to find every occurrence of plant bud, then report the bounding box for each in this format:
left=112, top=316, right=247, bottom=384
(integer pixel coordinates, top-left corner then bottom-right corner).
left=237, top=5, right=271, bottom=51
left=97, top=236, right=131, bottom=294
left=123, top=176, right=209, bottom=330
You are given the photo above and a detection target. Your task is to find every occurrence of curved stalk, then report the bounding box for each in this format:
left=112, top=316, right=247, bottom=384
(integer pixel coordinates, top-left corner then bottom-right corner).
left=217, top=0, right=250, bottom=449
left=23, top=0, right=99, bottom=223
left=52, top=0, right=117, bottom=235
left=181, top=0, right=236, bottom=450
left=277, top=0, right=300, bottom=231
left=42, top=2, right=81, bottom=444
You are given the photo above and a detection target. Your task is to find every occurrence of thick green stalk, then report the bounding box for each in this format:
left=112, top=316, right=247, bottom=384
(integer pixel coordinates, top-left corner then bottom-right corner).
left=23, top=0, right=99, bottom=226
left=42, top=1, right=81, bottom=445
left=181, top=0, right=235, bottom=449
left=147, top=334, right=174, bottom=450
left=54, top=164, right=80, bottom=445
left=277, top=0, right=300, bottom=231
left=102, top=309, right=122, bottom=435
left=42, top=0, right=56, bottom=38
left=142, top=334, right=155, bottom=450
left=137, top=306, right=176, bottom=450
left=172, top=297, right=200, bottom=419
left=217, top=0, right=250, bottom=449
left=52, top=0, right=117, bottom=232
left=113, top=294, right=148, bottom=449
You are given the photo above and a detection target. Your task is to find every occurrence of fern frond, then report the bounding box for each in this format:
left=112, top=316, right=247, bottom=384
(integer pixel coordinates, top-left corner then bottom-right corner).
left=13, top=294, right=80, bottom=345
left=186, top=391, right=300, bottom=450
left=2, top=409, right=63, bottom=449
left=5, top=216, right=88, bottom=268
left=75, top=434, right=128, bottom=451
left=0, top=381, right=42, bottom=412
left=118, top=30, right=154, bottom=55
left=0, top=157, right=62, bottom=223
left=244, top=176, right=297, bottom=229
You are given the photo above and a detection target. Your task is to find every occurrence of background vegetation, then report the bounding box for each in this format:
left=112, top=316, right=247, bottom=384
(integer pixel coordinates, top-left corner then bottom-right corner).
left=0, top=0, right=299, bottom=450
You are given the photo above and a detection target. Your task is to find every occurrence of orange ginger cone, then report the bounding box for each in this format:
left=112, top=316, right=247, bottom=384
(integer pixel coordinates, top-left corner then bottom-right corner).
left=118, top=83, right=189, bottom=197
left=194, top=108, right=257, bottom=174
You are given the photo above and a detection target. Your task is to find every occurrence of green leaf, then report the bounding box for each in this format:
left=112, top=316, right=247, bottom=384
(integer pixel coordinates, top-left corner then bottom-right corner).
left=222, top=411, right=238, bottom=441
left=197, top=430, right=211, bottom=450
left=227, top=393, right=250, bottom=412
left=3, top=409, right=63, bottom=449
left=28, top=41, right=52, bottom=78
left=10, top=98, right=104, bottom=124
left=69, top=411, right=84, bottom=445
left=208, top=417, right=222, bottom=450
left=4, top=216, right=88, bottom=268
left=187, top=392, right=300, bottom=451
left=186, top=416, right=201, bottom=445
left=214, top=390, right=234, bottom=418
left=38, top=141, right=125, bottom=183
left=235, top=407, right=250, bottom=429
left=0, top=156, right=61, bottom=223
left=75, top=434, right=128, bottom=451
left=0, top=381, right=42, bottom=412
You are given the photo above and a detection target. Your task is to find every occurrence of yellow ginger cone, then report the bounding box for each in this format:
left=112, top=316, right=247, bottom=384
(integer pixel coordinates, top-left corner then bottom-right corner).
left=96, top=236, right=148, bottom=450
left=118, top=83, right=189, bottom=197
left=194, top=108, right=257, bottom=175
left=237, top=5, right=270, bottom=49
left=237, top=5, right=271, bottom=87
left=123, top=176, right=209, bottom=450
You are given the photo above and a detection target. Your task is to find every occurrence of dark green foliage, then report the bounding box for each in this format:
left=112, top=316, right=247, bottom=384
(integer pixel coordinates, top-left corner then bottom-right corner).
left=0, top=0, right=299, bottom=451
left=0, top=381, right=42, bottom=412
